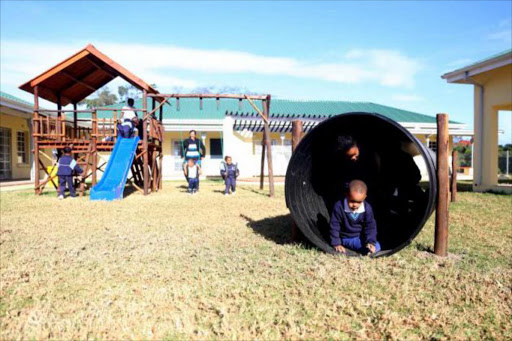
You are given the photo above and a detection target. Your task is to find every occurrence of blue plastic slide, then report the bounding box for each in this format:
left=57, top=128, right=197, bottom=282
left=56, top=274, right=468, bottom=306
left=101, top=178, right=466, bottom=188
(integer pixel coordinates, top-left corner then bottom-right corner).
left=90, top=136, right=140, bottom=201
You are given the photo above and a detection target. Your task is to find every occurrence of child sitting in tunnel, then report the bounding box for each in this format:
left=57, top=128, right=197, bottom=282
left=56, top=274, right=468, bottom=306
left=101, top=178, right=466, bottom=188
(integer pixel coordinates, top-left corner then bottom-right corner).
left=329, top=179, right=381, bottom=255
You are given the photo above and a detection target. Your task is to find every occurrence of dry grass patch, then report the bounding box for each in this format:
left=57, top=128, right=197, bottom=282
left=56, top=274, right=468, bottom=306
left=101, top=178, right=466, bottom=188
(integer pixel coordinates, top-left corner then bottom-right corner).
left=1, top=182, right=511, bottom=340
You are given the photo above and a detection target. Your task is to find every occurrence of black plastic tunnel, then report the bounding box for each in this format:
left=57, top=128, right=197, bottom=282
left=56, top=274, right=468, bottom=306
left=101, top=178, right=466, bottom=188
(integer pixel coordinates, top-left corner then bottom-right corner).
left=285, top=112, right=437, bottom=257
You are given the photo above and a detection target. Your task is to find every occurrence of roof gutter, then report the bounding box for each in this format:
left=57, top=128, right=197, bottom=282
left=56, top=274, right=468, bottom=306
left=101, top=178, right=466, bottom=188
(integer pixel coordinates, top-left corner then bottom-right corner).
left=464, top=71, right=484, bottom=186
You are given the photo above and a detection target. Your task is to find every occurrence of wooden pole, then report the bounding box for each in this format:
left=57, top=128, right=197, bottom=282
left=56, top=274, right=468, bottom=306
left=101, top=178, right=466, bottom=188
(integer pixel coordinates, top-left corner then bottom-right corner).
left=91, top=110, right=98, bottom=186
left=57, top=94, right=62, bottom=141
left=451, top=150, right=458, bottom=202
left=435, top=113, right=449, bottom=257
left=158, top=151, right=163, bottom=190
left=151, top=147, right=157, bottom=192
left=263, top=96, right=275, bottom=197
left=33, top=86, right=40, bottom=195
left=291, top=120, right=303, bottom=151
left=73, top=103, right=78, bottom=139
left=260, top=131, right=266, bottom=190
left=143, top=90, right=149, bottom=195
left=291, top=120, right=303, bottom=241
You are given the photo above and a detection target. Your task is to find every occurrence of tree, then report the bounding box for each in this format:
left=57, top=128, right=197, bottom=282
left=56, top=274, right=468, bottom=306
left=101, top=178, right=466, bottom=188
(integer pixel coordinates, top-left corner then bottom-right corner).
left=80, top=87, right=118, bottom=108
left=117, top=84, right=149, bottom=102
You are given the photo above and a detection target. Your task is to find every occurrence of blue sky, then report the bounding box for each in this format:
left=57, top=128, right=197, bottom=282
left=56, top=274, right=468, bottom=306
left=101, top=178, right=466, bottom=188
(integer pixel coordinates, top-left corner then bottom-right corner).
left=1, top=1, right=511, bottom=143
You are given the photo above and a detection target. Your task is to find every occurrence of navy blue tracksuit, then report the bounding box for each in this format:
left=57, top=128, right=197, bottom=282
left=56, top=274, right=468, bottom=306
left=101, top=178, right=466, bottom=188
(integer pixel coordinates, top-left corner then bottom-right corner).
left=329, top=198, right=381, bottom=254
left=221, top=163, right=239, bottom=194
left=57, top=155, right=83, bottom=196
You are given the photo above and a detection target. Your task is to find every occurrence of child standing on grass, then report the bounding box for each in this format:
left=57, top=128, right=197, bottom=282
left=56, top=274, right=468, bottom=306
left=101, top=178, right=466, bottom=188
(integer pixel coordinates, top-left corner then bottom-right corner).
left=330, top=179, right=381, bottom=255
left=184, top=158, right=201, bottom=194
left=57, top=146, right=83, bottom=200
left=220, top=156, right=239, bottom=195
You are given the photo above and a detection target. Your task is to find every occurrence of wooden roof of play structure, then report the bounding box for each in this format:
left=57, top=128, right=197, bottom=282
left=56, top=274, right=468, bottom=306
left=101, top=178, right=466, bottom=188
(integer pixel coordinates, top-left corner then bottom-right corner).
left=19, top=44, right=159, bottom=106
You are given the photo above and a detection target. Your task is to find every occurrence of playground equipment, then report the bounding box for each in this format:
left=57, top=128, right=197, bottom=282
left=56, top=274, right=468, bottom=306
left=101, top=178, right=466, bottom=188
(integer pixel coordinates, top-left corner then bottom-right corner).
left=90, top=136, right=140, bottom=200
left=20, top=44, right=277, bottom=198
left=285, top=112, right=437, bottom=257
left=20, top=44, right=164, bottom=197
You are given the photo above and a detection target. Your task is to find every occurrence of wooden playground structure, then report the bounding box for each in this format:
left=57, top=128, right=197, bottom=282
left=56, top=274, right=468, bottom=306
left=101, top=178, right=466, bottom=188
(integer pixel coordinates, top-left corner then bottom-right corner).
left=20, top=44, right=277, bottom=197
left=20, top=44, right=164, bottom=196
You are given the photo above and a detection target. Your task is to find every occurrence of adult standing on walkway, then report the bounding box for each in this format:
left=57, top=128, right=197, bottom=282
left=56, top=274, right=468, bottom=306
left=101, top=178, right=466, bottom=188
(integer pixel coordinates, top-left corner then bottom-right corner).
left=183, top=130, right=206, bottom=165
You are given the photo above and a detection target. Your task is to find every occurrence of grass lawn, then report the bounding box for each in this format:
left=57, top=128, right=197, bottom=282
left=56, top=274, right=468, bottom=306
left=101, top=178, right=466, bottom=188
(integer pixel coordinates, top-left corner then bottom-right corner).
left=1, top=181, right=511, bottom=340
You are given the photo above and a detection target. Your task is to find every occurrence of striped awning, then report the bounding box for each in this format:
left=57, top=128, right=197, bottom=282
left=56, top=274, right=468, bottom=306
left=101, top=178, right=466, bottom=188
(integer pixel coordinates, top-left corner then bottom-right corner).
left=232, top=117, right=319, bottom=133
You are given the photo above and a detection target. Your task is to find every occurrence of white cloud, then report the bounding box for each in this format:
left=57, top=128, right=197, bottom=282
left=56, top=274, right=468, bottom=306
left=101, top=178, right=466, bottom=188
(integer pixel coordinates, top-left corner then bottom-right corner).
left=0, top=40, right=422, bottom=94
left=391, top=94, right=425, bottom=102
left=488, top=30, right=512, bottom=43
left=488, top=19, right=512, bottom=44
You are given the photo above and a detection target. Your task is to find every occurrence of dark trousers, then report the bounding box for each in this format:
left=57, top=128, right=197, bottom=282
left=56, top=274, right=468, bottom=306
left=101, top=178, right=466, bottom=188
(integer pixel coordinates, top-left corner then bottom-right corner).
left=119, top=124, right=133, bottom=138
left=58, top=176, right=75, bottom=196
left=188, top=178, right=199, bottom=192
left=225, top=177, right=236, bottom=193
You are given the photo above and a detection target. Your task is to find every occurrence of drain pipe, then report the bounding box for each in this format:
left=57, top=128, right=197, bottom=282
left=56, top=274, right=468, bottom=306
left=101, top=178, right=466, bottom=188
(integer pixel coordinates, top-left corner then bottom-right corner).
left=464, top=72, right=484, bottom=187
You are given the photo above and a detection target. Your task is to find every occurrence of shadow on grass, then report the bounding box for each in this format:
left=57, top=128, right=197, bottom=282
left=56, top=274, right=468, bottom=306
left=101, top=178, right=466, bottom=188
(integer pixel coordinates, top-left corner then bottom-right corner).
left=241, top=213, right=295, bottom=245
left=239, top=186, right=269, bottom=197
left=414, top=242, right=434, bottom=253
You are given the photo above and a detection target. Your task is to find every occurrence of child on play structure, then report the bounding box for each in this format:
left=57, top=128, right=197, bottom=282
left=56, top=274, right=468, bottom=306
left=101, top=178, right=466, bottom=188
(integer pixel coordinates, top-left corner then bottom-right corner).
left=220, top=156, right=239, bottom=195
left=118, top=98, right=139, bottom=138
left=57, top=146, right=83, bottom=200
left=184, top=158, right=201, bottom=194
left=329, top=179, right=381, bottom=255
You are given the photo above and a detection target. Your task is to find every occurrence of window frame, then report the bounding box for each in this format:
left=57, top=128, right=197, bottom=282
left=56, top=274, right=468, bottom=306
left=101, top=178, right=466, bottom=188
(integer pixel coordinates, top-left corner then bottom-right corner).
left=16, top=131, right=29, bottom=165
left=209, top=138, right=223, bottom=159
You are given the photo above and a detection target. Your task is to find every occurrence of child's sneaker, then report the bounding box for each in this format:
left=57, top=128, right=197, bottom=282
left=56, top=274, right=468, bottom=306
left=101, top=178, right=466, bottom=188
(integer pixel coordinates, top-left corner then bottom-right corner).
left=232, top=191, right=236, bottom=196
left=224, top=192, right=229, bottom=196
left=58, top=195, right=64, bottom=200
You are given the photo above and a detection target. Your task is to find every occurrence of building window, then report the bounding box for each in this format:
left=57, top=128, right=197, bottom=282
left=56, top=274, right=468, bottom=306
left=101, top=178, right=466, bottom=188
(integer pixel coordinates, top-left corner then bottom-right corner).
left=17, top=131, right=28, bottom=164
left=0, top=127, right=11, bottom=179
left=283, top=139, right=292, bottom=146
left=210, top=138, right=223, bottom=158
left=271, top=139, right=277, bottom=146
left=428, top=140, right=437, bottom=152
left=172, top=140, right=184, bottom=158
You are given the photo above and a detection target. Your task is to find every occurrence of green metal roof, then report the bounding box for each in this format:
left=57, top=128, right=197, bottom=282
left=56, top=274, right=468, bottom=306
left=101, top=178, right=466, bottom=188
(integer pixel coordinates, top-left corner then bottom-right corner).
left=102, top=97, right=457, bottom=124
left=0, top=91, right=33, bottom=107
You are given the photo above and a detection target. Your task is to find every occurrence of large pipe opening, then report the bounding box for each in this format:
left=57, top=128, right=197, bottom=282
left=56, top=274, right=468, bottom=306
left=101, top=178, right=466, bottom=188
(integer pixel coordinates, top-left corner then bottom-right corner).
left=285, top=113, right=437, bottom=257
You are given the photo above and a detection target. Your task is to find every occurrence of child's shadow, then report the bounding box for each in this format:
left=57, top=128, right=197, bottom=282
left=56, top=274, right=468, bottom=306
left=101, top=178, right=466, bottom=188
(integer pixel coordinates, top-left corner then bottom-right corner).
left=240, top=213, right=295, bottom=245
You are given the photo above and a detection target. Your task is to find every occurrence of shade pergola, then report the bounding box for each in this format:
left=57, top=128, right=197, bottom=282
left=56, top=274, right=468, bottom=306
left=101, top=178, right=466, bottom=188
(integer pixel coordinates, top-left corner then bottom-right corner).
left=20, top=43, right=159, bottom=106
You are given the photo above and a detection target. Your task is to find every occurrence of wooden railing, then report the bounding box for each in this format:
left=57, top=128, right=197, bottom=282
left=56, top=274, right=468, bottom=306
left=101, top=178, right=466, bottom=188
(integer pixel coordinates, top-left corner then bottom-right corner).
left=33, top=112, right=66, bottom=140
left=33, top=108, right=163, bottom=143
left=91, top=110, right=117, bottom=141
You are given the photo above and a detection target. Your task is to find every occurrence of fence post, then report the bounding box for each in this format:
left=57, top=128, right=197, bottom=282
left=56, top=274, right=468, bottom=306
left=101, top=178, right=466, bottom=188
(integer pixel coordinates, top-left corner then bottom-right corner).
left=291, top=120, right=303, bottom=242
left=451, top=150, right=457, bottom=202
left=435, top=113, right=449, bottom=257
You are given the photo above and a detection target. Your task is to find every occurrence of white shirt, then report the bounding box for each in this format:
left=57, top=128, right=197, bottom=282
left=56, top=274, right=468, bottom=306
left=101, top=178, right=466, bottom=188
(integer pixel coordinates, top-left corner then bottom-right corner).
left=187, top=164, right=198, bottom=178
left=343, top=198, right=366, bottom=214
left=122, top=105, right=137, bottom=121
